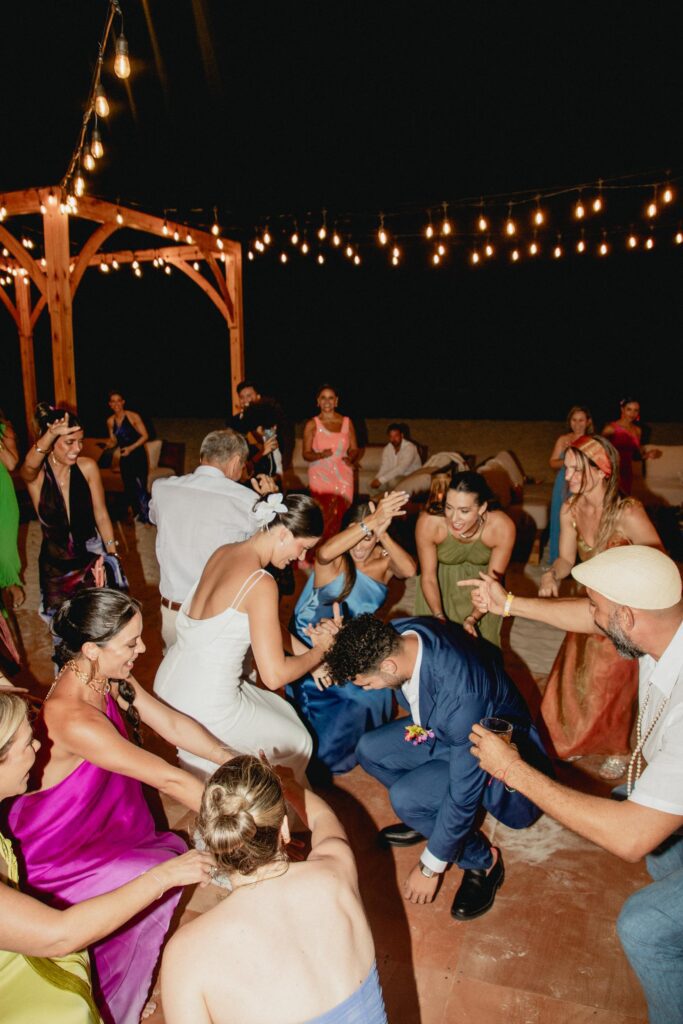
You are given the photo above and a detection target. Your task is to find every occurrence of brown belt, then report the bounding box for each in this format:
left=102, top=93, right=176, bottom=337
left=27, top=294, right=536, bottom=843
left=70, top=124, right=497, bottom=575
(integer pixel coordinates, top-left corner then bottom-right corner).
left=160, top=597, right=183, bottom=612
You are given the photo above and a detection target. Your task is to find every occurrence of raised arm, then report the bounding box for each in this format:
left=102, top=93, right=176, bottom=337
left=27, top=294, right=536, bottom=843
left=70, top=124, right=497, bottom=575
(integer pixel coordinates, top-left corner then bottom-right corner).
left=0, top=848, right=213, bottom=958
left=316, top=491, right=408, bottom=566
left=20, top=416, right=81, bottom=485
left=415, top=512, right=446, bottom=619
left=459, top=571, right=599, bottom=634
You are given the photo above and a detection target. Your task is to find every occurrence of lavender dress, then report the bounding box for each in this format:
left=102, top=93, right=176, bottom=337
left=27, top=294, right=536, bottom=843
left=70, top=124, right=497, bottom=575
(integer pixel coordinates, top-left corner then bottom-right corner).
left=5, top=696, right=186, bottom=1024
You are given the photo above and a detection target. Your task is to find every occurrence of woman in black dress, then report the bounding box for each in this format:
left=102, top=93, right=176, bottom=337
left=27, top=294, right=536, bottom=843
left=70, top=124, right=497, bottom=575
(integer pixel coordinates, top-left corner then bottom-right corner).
left=105, top=391, right=151, bottom=523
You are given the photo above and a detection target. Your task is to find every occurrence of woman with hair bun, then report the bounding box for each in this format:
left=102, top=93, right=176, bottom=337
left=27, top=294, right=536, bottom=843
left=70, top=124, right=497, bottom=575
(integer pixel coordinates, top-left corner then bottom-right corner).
left=6, top=588, right=235, bottom=1024
left=415, top=470, right=516, bottom=646
left=19, top=404, right=124, bottom=618
left=0, top=691, right=214, bottom=1024
left=154, top=493, right=326, bottom=783
left=161, top=755, right=387, bottom=1024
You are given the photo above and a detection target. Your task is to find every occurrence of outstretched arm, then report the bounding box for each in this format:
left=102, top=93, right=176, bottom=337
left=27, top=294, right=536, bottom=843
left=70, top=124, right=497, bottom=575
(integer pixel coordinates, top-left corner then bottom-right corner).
left=458, top=572, right=598, bottom=634
left=246, top=574, right=324, bottom=688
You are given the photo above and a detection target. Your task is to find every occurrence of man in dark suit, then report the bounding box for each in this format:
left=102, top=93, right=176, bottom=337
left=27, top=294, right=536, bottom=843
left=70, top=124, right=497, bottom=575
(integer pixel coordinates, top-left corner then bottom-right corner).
left=323, top=614, right=550, bottom=919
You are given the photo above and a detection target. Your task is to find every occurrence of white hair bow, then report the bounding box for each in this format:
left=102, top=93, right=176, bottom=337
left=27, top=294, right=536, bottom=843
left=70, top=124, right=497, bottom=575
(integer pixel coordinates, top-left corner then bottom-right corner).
left=253, top=492, right=288, bottom=526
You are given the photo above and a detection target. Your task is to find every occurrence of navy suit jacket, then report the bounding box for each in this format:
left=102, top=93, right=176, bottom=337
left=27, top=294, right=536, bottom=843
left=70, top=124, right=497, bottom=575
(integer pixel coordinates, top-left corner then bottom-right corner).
left=394, top=617, right=551, bottom=864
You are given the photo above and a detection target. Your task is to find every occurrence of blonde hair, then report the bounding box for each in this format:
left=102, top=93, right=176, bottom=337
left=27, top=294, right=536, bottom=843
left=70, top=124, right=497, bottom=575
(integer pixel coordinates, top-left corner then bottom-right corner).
left=0, top=693, right=27, bottom=761
left=567, top=435, right=630, bottom=552
left=197, top=755, right=286, bottom=876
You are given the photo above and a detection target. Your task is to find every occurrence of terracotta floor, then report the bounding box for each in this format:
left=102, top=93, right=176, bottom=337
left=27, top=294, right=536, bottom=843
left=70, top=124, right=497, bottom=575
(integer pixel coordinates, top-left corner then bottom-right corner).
left=8, top=520, right=649, bottom=1023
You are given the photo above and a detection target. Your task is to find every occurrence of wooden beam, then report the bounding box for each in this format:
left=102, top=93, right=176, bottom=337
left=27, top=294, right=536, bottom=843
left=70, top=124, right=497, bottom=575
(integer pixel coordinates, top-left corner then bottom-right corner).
left=70, top=222, right=119, bottom=295
left=205, top=252, right=234, bottom=322
left=15, top=277, right=38, bottom=437
left=0, top=188, right=45, bottom=217
left=84, top=244, right=217, bottom=266
left=42, top=203, right=76, bottom=410
left=227, top=248, right=245, bottom=411
left=29, top=294, right=47, bottom=330
left=0, top=225, right=46, bottom=296
left=172, top=259, right=229, bottom=321
left=0, top=285, right=18, bottom=327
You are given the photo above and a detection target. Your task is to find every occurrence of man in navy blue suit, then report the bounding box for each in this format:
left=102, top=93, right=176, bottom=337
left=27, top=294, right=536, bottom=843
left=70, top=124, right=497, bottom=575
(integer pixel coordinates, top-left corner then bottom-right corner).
left=323, top=614, right=550, bottom=919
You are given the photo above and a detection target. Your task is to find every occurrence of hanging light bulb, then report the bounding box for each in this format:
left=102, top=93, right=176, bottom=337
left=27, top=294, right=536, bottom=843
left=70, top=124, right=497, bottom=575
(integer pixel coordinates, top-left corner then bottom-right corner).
left=263, top=230, right=271, bottom=245
left=211, top=209, right=220, bottom=236
left=577, top=238, right=586, bottom=253
left=529, top=240, right=539, bottom=256
left=112, top=259, right=120, bottom=270
left=345, top=244, right=353, bottom=258
left=94, top=83, right=109, bottom=117
left=391, top=245, right=400, bottom=259
left=134, top=266, right=142, bottom=277
left=391, top=255, right=399, bottom=266
left=280, top=252, right=288, bottom=263
left=533, top=200, right=545, bottom=226
left=162, top=220, right=169, bottom=236
left=317, top=253, right=325, bottom=264
left=441, top=203, right=452, bottom=236
left=301, top=241, right=309, bottom=254
left=254, top=240, right=264, bottom=252
left=83, top=148, right=96, bottom=171
left=505, top=205, right=516, bottom=236
left=116, top=209, right=124, bottom=225
left=592, top=194, right=603, bottom=213
left=378, top=215, right=388, bottom=245
left=645, top=236, right=655, bottom=250
left=165, top=265, right=172, bottom=275
left=598, top=240, right=608, bottom=256
left=99, top=261, right=110, bottom=273
left=290, top=231, right=299, bottom=246
left=216, top=238, right=224, bottom=250
left=485, top=243, right=494, bottom=257
left=553, top=244, right=562, bottom=258
left=132, top=260, right=139, bottom=269
left=477, top=203, right=488, bottom=232
left=0, top=205, right=6, bottom=222
left=153, top=257, right=160, bottom=267
left=332, top=231, right=341, bottom=247
left=40, top=257, right=47, bottom=267
left=425, top=220, right=434, bottom=239
left=511, top=248, right=520, bottom=262
left=646, top=199, right=658, bottom=218
left=353, top=254, right=361, bottom=265
left=318, top=225, right=327, bottom=241
left=675, top=230, right=683, bottom=244
left=247, top=250, right=254, bottom=260
left=91, top=128, right=104, bottom=159
left=192, top=261, right=200, bottom=270
left=437, top=243, right=446, bottom=256
left=173, top=229, right=180, bottom=241
left=47, top=190, right=57, bottom=207
left=627, top=234, right=638, bottom=249
left=471, top=250, right=480, bottom=265
left=432, top=252, right=440, bottom=265
left=186, top=232, right=193, bottom=244
left=574, top=197, right=585, bottom=219
left=663, top=186, right=674, bottom=204
left=114, top=31, right=131, bottom=79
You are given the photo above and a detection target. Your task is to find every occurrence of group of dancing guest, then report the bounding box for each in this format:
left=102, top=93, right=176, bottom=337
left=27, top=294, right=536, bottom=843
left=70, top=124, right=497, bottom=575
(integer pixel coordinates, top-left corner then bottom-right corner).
left=414, top=470, right=516, bottom=646
left=539, top=433, right=662, bottom=777
left=20, top=405, right=126, bottom=622
left=0, top=689, right=214, bottom=1024
left=288, top=491, right=416, bottom=776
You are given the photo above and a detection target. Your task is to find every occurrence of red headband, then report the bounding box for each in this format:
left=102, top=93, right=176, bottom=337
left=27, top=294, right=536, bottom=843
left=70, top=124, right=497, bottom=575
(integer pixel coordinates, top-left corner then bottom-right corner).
left=571, top=435, right=613, bottom=478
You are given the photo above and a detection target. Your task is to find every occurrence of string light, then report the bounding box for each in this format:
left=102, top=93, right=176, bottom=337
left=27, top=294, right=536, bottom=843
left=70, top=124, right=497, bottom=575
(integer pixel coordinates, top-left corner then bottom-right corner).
left=47, top=191, right=57, bottom=207
left=116, top=209, right=124, bottom=225
left=511, top=248, right=520, bottom=262
left=134, top=266, right=142, bottom=277
left=99, top=261, right=110, bottom=273
left=477, top=203, right=488, bottom=232
left=216, top=238, right=224, bottom=250
left=529, top=240, right=539, bottom=256
left=263, top=230, right=271, bottom=245
left=186, top=232, right=193, bottom=244
left=471, top=250, right=480, bottom=265
left=173, top=229, right=180, bottom=242
left=290, top=230, right=299, bottom=245
left=353, top=254, right=361, bottom=265
left=391, top=245, right=401, bottom=259
left=484, top=243, right=494, bottom=257
left=332, top=231, right=341, bottom=247
left=553, top=244, right=562, bottom=258
left=247, top=250, right=254, bottom=260
left=378, top=214, right=388, bottom=246
left=441, top=204, right=452, bottom=236
left=345, top=244, right=353, bottom=258
left=437, top=243, right=446, bottom=256
left=675, top=231, right=683, bottom=245
left=318, top=211, right=327, bottom=241
left=598, top=240, right=608, bottom=256
left=576, top=237, right=586, bottom=253
left=646, top=189, right=658, bottom=219
left=153, top=257, right=160, bottom=267
left=627, top=234, right=638, bottom=248
left=645, top=236, right=655, bottom=250
left=0, top=204, right=5, bottom=222
left=317, top=253, right=325, bottom=264
left=91, top=128, right=104, bottom=159
left=114, top=31, right=131, bottom=79
left=192, top=261, right=200, bottom=270
left=425, top=213, right=434, bottom=239
left=663, top=186, right=674, bottom=204
left=164, top=264, right=172, bottom=275
left=301, top=241, right=309, bottom=254
left=162, top=220, right=169, bottom=236
left=83, top=148, right=96, bottom=171
left=574, top=196, right=585, bottom=219
left=112, top=259, right=120, bottom=269
left=592, top=193, right=603, bottom=213
left=254, top=240, right=264, bottom=252
left=211, top=209, right=220, bottom=236
left=132, top=260, right=139, bottom=268
left=505, top=205, right=516, bottom=236
left=533, top=199, right=545, bottom=226
left=280, top=252, right=288, bottom=263
left=94, top=83, right=109, bottom=117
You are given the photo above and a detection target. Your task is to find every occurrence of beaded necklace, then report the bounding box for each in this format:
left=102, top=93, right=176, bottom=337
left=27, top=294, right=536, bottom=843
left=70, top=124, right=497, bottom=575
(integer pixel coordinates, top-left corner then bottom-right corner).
left=626, top=683, right=670, bottom=796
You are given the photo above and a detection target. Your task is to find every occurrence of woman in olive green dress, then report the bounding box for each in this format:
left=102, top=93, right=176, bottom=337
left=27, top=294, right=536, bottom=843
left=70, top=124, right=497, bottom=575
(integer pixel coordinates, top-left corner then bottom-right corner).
left=415, top=471, right=515, bottom=646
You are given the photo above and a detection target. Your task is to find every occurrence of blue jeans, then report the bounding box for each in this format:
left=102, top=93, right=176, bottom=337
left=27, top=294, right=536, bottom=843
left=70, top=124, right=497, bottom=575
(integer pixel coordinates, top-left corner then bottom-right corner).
left=616, top=831, right=683, bottom=1024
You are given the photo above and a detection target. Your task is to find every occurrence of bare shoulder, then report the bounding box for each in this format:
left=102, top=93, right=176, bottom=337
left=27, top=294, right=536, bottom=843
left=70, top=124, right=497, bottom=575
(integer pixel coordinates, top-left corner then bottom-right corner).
left=76, top=455, right=98, bottom=475
left=416, top=511, right=446, bottom=539
left=486, top=509, right=515, bottom=538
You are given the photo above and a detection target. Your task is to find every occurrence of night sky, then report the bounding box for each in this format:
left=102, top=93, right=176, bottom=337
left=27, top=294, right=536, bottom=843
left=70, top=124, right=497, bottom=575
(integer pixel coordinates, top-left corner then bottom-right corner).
left=1, top=2, right=682, bottom=434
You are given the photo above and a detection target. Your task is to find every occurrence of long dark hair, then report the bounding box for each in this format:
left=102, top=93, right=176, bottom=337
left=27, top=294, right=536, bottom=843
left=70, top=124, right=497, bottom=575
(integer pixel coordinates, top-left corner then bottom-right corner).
left=51, top=588, right=144, bottom=745
left=334, top=502, right=373, bottom=603
left=448, top=470, right=494, bottom=507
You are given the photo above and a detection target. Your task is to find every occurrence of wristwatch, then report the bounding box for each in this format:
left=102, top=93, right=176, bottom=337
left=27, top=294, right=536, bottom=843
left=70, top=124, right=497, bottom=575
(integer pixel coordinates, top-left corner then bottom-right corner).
left=419, top=860, right=436, bottom=878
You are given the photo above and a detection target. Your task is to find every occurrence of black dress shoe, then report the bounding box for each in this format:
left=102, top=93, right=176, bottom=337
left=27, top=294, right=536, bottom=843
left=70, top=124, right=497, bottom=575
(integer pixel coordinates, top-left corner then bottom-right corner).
left=379, top=823, right=425, bottom=847
left=451, top=849, right=505, bottom=920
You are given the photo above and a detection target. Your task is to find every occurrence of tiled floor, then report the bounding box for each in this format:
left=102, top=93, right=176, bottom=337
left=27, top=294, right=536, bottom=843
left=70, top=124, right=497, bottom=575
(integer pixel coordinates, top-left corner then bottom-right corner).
left=9, top=520, right=649, bottom=1023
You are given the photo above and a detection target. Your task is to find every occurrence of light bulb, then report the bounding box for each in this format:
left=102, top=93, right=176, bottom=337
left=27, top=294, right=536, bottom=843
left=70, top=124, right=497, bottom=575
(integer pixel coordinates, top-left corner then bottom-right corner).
left=575, top=200, right=585, bottom=219
left=216, top=238, right=224, bottom=250
left=165, top=265, right=172, bottom=275
left=153, top=258, right=160, bottom=267
left=645, top=237, right=654, bottom=250
left=511, top=249, right=520, bottom=262
left=255, top=240, right=264, bottom=252
left=280, top=252, right=288, bottom=263
left=158, top=258, right=165, bottom=266
left=598, top=242, right=608, bottom=256
left=290, top=232, right=299, bottom=245
left=99, top=262, right=109, bottom=273
left=301, top=241, right=309, bottom=254
left=577, top=239, right=586, bottom=253
left=441, top=219, right=452, bottom=236
left=353, top=254, right=361, bottom=265
left=132, top=260, right=139, bottom=268
left=94, top=84, right=109, bottom=117
left=83, top=148, right=95, bottom=171
left=437, top=243, right=445, bottom=256
left=529, top=241, right=539, bottom=255
left=378, top=228, right=388, bottom=245
left=134, top=267, right=142, bottom=277
left=553, top=245, right=562, bottom=258
left=332, top=232, right=341, bottom=246
left=663, top=187, right=674, bottom=204
left=317, top=253, right=325, bottom=264
left=478, top=215, right=488, bottom=232
left=211, top=222, right=220, bottom=236
left=0, top=206, right=6, bottom=222
left=485, top=243, right=494, bottom=257
left=592, top=196, right=603, bottom=213
left=392, top=246, right=400, bottom=258
left=318, top=226, right=327, bottom=241
left=628, top=235, right=637, bottom=248
left=47, top=191, right=57, bottom=206
left=112, top=259, right=120, bottom=270
left=675, top=232, right=683, bottom=245
left=247, top=251, right=254, bottom=260
left=91, top=129, right=104, bottom=159
left=533, top=209, right=544, bottom=226
left=345, top=245, right=353, bottom=258
left=40, top=257, right=47, bottom=267
left=432, top=252, right=440, bottom=265
left=647, top=201, right=657, bottom=218
left=425, top=223, right=434, bottom=239
left=391, top=255, right=399, bottom=266
left=186, top=233, right=193, bottom=244
left=116, top=209, right=124, bottom=225
left=162, top=221, right=169, bottom=236
left=263, top=231, right=271, bottom=245
left=173, top=230, right=180, bottom=242
left=505, top=218, right=516, bottom=236
left=114, top=32, right=131, bottom=79
left=471, top=251, right=480, bottom=264
left=192, top=261, right=199, bottom=270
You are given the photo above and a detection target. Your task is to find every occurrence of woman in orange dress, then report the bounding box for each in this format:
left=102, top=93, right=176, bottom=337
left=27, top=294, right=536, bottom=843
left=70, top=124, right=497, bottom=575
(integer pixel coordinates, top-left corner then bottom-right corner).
left=302, top=385, right=360, bottom=541
left=539, top=434, right=662, bottom=777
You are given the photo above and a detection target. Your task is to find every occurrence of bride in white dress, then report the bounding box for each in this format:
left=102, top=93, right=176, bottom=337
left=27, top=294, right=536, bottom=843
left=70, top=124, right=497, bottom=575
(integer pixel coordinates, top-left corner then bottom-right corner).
left=154, top=494, right=326, bottom=783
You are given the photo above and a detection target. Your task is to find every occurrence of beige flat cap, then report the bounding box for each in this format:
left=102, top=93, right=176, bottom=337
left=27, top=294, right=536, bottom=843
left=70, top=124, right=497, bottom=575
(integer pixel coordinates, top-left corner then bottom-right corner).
left=572, top=545, right=682, bottom=609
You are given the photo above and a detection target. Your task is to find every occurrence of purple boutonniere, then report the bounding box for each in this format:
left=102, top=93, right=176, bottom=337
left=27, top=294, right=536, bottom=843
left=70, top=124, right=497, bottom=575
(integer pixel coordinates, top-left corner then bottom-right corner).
left=404, top=724, right=435, bottom=746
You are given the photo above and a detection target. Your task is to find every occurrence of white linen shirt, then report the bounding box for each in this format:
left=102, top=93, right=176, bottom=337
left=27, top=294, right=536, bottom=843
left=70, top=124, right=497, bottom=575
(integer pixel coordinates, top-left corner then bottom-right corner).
left=150, top=466, right=261, bottom=603
left=630, top=619, right=683, bottom=817
left=376, top=439, right=422, bottom=487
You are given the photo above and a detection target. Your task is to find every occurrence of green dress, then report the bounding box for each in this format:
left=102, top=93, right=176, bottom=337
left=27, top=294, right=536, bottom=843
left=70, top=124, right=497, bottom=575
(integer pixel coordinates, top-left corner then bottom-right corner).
left=415, top=531, right=503, bottom=646
left=0, top=423, right=22, bottom=589
left=0, top=833, right=102, bottom=1024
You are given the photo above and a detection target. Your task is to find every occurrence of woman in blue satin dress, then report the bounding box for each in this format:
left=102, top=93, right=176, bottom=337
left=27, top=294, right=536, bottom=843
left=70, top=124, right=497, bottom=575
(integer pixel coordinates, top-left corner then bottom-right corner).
left=547, top=405, right=593, bottom=563
left=289, top=491, right=416, bottom=776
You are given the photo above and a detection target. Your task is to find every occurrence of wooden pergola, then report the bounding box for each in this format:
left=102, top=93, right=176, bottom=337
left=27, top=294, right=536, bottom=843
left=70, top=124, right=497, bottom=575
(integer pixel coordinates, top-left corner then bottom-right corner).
left=0, top=187, right=244, bottom=435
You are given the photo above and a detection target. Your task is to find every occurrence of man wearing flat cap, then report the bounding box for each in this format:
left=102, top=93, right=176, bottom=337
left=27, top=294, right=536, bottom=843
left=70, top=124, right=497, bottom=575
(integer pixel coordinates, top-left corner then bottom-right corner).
left=462, top=545, right=683, bottom=1024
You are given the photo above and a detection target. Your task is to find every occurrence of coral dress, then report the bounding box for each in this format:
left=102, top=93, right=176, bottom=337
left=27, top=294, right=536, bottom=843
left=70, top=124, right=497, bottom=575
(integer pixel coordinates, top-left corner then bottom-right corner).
left=540, top=525, right=638, bottom=759
left=6, top=697, right=186, bottom=1024
left=414, top=531, right=503, bottom=646
left=288, top=568, right=394, bottom=774
left=308, top=416, right=354, bottom=539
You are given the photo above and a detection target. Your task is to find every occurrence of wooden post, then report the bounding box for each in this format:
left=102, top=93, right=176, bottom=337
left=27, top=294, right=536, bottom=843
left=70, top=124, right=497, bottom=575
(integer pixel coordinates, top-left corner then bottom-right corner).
left=42, top=200, right=77, bottom=410
left=14, top=278, right=37, bottom=438
left=226, top=248, right=245, bottom=413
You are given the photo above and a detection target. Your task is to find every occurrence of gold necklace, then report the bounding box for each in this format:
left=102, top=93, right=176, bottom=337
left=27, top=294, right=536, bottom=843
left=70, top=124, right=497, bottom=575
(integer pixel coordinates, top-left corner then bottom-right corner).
left=50, top=456, right=71, bottom=489
left=65, top=659, right=112, bottom=696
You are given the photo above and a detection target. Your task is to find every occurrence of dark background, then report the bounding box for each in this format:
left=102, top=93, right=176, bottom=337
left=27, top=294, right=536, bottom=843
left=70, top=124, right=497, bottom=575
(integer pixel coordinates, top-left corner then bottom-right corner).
left=1, top=2, right=682, bottom=434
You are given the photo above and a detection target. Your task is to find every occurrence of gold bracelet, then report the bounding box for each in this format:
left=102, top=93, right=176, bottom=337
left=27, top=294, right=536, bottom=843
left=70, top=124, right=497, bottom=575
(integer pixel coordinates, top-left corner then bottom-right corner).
left=503, top=592, right=515, bottom=617
left=34, top=443, right=49, bottom=455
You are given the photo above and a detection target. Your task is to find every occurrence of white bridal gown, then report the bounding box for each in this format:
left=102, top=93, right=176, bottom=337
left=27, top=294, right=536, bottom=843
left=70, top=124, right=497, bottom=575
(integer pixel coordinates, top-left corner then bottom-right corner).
left=154, top=569, right=312, bottom=782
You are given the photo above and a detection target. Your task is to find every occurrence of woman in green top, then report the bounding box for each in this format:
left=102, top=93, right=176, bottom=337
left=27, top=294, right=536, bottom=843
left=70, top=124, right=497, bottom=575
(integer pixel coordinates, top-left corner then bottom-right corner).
left=0, top=692, right=214, bottom=1024
left=415, top=470, right=515, bottom=646
left=0, top=412, right=23, bottom=607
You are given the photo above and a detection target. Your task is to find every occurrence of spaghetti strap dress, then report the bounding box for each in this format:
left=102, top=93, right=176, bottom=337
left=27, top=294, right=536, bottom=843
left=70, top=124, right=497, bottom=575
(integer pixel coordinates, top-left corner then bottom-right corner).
left=5, top=696, right=186, bottom=1024
left=288, top=568, right=394, bottom=774
left=112, top=416, right=150, bottom=522
left=414, top=530, right=503, bottom=646
left=308, top=416, right=354, bottom=540
left=154, top=568, right=312, bottom=783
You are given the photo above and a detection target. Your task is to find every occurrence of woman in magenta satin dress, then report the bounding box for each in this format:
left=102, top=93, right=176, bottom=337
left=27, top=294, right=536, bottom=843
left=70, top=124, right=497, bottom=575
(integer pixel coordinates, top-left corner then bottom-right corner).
left=603, top=396, right=661, bottom=495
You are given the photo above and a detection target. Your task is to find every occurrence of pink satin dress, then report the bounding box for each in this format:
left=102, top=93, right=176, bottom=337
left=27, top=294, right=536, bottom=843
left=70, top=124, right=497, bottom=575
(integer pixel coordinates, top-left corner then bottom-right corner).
left=308, top=416, right=354, bottom=539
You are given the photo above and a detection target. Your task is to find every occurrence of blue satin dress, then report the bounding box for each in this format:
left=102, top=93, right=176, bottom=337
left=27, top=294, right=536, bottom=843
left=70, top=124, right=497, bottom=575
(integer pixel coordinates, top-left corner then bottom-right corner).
left=288, top=569, right=394, bottom=774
